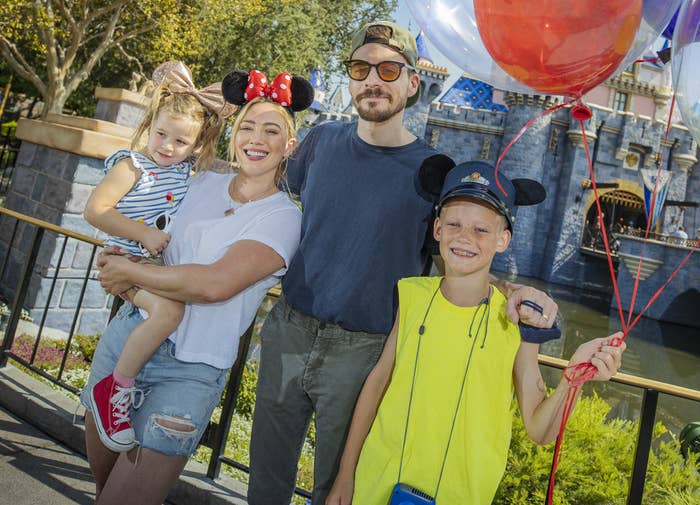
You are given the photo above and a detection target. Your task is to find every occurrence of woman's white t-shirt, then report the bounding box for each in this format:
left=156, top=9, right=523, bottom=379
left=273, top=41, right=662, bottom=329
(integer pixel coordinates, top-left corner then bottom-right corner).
left=162, top=170, right=301, bottom=369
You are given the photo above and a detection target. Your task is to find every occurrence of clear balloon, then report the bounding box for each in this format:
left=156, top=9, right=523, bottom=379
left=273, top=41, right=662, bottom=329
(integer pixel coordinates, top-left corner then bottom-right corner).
left=673, top=0, right=700, bottom=146
left=406, top=0, right=539, bottom=95
left=615, top=0, right=683, bottom=72
left=663, top=7, right=680, bottom=40
left=473, top=0, right=641, bottom=97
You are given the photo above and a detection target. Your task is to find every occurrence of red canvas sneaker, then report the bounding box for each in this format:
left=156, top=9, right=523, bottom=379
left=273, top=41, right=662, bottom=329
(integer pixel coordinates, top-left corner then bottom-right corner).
left=89, top=373, right=137, bottom=452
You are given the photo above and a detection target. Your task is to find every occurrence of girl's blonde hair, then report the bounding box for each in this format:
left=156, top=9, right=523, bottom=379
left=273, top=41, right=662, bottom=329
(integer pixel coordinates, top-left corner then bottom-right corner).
left=131, top=84, right=224, bottom=171
left=226, top=97, right=297, bottom=185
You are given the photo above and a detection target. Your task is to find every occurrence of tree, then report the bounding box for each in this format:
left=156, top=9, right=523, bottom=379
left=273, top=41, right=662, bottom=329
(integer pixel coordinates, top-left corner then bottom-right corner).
left=0, top=0, right=182, bottom=117
left=195, top=0, right=398, bottom=85
left=0, top=0, right=397, bottom=118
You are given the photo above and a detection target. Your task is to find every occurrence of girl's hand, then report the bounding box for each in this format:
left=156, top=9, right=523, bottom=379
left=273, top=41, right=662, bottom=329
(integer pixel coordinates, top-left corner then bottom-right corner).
left=326, top=474, right=354, bottom=505
left=140, top=227, right=170, bottom=256
left=568, top=332, right=625, bottom=381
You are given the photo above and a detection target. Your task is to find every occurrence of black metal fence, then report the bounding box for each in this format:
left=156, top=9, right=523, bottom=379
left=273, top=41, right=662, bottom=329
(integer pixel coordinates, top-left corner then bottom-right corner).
left=0, top=124, right=20, bottom=196
left=0, top=206, right=698, bottom=505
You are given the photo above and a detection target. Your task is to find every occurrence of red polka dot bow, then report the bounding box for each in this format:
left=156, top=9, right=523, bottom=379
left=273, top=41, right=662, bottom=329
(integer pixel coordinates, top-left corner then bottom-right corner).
left=244, top=70, right=293, bottom=107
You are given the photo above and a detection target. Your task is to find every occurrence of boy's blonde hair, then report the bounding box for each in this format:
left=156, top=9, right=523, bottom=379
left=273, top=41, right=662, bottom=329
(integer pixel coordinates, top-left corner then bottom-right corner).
left=227, top=97, right=297, bottom=185
left=439, top=196, right=509, bottom=232
left=131, top=84, right=224, bottom=171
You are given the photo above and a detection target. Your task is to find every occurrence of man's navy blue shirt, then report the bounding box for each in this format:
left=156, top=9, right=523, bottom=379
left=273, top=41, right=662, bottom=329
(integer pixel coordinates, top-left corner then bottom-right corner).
left=282, top=121, right=439, bottom=335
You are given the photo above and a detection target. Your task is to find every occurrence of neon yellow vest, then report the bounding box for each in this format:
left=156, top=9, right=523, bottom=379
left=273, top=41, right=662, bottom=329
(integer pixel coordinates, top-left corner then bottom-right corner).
left=353, top=276, right=521, bottom=504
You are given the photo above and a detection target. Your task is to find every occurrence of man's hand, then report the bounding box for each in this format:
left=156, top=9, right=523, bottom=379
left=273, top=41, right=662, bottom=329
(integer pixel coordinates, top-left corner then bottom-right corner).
left=568, top=333, right=625, bottom=381
left=504, top=281, right=558, bottom=327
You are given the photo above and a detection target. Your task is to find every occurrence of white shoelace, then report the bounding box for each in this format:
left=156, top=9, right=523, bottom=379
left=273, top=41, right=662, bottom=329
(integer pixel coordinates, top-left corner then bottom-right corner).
left=109, top=385, right=145, bottom=426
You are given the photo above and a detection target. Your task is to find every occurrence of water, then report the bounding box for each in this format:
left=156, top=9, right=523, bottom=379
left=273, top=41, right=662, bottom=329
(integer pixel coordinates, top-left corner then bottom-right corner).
left=520, top=275, right=700, bottom=434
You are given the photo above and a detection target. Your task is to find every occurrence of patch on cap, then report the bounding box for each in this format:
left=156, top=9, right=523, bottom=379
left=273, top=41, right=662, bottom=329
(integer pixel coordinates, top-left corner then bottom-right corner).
left=461, top=173, right=490, bottom=186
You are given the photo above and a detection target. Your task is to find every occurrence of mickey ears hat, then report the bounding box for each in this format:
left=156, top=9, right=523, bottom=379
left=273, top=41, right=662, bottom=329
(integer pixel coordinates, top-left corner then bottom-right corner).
left=437, top=161, right=546, bottom=231
left=222, top=70, right=314, bottom=113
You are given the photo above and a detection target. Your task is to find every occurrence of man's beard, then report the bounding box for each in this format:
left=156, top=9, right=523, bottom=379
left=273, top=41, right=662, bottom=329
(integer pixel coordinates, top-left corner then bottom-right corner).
left=353, top=89, right=405, bottom=122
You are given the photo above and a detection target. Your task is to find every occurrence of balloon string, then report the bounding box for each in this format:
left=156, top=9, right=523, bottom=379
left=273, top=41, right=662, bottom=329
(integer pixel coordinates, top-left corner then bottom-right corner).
left=628, top=238, right=700, bottom=331
left=579, top=118, right=629, bottom=335
left=546, top=383, right=581, bottom=504
left=625, top=92, right=677, bottom=325
left=494, top=97, right=578, bottom=196
left=546, top=116, right=624, bottom=505
left=546, top=104, right=696, bottom=504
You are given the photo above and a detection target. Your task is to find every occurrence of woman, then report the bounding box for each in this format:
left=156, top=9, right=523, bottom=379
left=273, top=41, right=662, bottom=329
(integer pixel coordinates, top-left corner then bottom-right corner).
left=81, top=70, right=314, bottom=505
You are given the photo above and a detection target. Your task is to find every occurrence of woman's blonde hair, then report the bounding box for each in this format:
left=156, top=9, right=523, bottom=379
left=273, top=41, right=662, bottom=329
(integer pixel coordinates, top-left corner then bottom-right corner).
left=131, top=84, right=224, bottom=171
left=227, top=97, right=297, bottom=185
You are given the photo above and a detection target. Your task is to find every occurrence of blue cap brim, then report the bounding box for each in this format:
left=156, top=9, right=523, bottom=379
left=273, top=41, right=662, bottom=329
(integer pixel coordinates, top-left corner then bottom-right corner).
left=437, top=186, right=514, bottom=230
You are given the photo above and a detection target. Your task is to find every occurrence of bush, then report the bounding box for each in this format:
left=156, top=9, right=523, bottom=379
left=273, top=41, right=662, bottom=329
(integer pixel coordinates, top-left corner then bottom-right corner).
left=233, top=361, right=259, bottom=419
left=71, top=333, right=101, bottom=363
left=494, top=393, right=700, bottom=504
left=10, top=334, right=89, bottom=371
left=8, top=334, right=93, bottom=392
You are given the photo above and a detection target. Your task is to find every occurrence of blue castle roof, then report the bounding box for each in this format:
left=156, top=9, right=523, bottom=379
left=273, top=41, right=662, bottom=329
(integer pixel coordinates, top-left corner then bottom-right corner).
left=309, top=68, right=328, bottom=112
left=416, top=31, right=432, bottom=63
left=439, top=76, right=508, bottom=112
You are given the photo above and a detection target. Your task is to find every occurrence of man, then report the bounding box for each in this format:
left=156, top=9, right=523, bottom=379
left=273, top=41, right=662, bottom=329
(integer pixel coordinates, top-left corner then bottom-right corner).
left=247, top=21, right=558, bottom=505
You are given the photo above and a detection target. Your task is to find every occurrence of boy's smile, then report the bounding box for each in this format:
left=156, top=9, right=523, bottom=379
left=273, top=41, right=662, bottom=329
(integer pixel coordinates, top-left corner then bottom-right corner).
left=434, top=197, right=511, bottom=278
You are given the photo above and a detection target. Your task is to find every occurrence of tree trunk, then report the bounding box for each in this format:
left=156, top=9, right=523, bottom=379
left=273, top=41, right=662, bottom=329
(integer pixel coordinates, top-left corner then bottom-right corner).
left=41, top=86, right=68, bottom=119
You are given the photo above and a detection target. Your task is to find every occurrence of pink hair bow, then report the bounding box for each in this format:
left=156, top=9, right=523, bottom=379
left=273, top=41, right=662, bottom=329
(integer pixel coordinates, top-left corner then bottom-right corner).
left=243, top=70, right=293, bottom=107
left=151, top=61, right=237, bottom=119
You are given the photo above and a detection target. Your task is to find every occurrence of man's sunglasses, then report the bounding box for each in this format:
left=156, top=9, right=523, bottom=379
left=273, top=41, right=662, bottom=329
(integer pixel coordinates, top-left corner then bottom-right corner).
left=343, top=60, right=415, bottom=82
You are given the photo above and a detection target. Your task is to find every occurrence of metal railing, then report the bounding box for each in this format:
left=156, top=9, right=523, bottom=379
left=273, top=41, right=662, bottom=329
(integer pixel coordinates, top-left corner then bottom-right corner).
left=0, top=206, right=102, bottom=391
left=0, top=124, right=20, bottom=195
left=622, top=227, right=699, bottom=249
left=0, top=206, right=698, bottom=505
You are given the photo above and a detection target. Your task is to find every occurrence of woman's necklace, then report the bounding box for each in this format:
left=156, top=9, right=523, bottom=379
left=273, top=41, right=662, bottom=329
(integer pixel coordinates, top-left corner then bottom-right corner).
left=224, top=178, right=277, bottom=216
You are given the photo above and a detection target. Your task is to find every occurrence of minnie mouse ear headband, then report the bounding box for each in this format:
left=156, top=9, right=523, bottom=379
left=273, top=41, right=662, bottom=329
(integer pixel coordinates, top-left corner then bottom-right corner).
left=222, top=70, right=314, bottom=113
left=436, top=160, right=546, bottom=231
left=151, top=61, right=237, bottom=119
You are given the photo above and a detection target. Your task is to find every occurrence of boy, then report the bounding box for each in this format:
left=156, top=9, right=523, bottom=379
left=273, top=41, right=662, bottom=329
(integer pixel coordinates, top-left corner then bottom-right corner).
left=326, top=161, right=625, bottom=505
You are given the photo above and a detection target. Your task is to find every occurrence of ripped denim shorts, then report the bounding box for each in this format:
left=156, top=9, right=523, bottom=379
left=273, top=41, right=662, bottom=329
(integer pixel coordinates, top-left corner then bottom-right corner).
left=79, top=303, right=229, bottom=456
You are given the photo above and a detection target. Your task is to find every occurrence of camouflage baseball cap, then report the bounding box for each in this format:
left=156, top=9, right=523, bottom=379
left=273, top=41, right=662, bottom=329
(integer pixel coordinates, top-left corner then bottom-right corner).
left=349, top=21, right=420, bottom=107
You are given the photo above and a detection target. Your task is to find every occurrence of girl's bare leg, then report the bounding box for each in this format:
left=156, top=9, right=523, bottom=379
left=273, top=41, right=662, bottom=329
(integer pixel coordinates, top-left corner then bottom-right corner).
left=115, top=290, right=184, bottom=377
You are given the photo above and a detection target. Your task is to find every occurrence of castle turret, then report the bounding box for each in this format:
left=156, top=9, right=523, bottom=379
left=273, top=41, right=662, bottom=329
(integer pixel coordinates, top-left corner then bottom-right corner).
left=492, top=93, right=558, bottom=277
left=403, top=31, right=449, bottom=138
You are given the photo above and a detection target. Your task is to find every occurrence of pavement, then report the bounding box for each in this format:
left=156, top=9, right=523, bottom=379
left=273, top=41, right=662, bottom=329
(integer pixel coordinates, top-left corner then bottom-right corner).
left=0, top=405, right=96, bottom=504
left=0, top=363, right=249, bottom=505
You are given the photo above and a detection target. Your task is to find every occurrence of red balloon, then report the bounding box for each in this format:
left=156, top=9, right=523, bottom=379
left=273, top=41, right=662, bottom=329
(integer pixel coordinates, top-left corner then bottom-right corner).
left=474, top=0, right=642, bottom=97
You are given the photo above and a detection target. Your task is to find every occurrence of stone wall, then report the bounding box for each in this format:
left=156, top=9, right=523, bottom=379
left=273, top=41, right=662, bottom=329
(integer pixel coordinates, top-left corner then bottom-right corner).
left=614, top=236, right=700, bottom=328
left=0, top=95, right=143, bottom=336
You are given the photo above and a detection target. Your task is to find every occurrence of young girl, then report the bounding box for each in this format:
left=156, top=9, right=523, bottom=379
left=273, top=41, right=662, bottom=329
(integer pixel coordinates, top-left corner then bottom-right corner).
left=83, top=61, right=235, bottom=452
left=81, top=69, right=313, bottom=505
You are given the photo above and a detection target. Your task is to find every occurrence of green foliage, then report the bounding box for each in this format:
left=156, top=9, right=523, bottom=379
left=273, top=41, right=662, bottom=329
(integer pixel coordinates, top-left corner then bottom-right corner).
left=1, top=0, right=397, bottom=117
left=494, top=394, right=700, bottom=505
left=234, top=361, right=259, bottom=418
left=0, top=120, right=16, bottom=136
left=71, top=333, right=101, bottom=363
left=10, top=334, right=89, bottom=372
